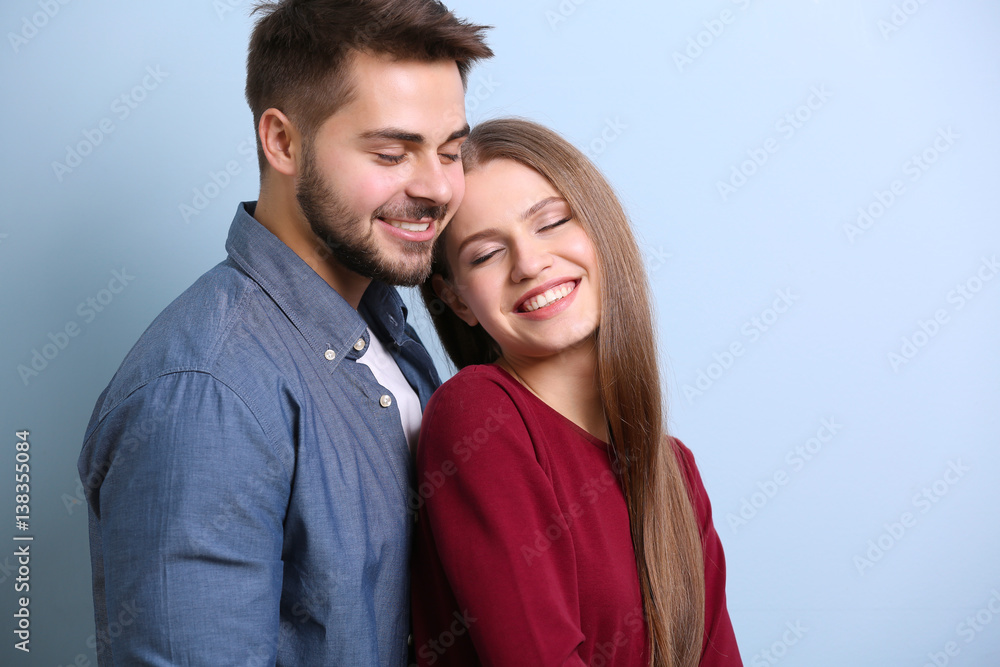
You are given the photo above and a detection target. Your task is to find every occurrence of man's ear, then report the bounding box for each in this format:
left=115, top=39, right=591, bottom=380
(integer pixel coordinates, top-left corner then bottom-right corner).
left=259, top=108, right=301, bottom=177
left=432, top=274, right=479, bottom=327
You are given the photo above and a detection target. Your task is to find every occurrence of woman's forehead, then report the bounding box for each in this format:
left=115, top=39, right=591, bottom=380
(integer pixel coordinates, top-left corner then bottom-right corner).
left=458, top=160, right=563, bottom=223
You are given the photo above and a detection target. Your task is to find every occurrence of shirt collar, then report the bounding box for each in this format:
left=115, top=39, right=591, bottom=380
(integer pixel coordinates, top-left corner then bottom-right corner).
left=225, top=201, right=407, bottom=368
left=359, top=281, right=411, bottom=349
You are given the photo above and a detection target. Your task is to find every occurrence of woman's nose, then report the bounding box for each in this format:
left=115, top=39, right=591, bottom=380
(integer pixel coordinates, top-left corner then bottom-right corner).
left=510, top=238, right=553, bottom=283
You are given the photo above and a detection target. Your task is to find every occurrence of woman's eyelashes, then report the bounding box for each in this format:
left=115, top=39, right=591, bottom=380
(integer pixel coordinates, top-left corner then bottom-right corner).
left=466, top=217, right=573, bottom=267
left=540, top=216, right=572, bottom=232
left=470, top=247, right=502, bottom=266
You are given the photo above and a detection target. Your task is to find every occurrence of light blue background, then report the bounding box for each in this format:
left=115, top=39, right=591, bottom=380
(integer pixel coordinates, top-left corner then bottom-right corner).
left=1, top=0, right=998, bottom=664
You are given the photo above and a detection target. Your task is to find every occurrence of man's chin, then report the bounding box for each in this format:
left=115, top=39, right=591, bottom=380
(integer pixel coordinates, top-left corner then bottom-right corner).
left=362, top=249, right=434, bottom=287
left=369, top=262, right=433, bottom=287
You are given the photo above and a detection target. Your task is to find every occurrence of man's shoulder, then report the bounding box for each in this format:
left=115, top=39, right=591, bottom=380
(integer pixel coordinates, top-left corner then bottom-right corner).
left=92, top=258, right=289, bottom=420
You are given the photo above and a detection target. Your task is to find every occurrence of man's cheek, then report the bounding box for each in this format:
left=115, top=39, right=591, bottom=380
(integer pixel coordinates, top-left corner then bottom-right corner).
left=448, top=169, right=467, bottom=211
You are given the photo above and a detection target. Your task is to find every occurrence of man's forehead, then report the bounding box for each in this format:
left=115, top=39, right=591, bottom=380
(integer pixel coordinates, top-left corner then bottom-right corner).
left=328, top=52, right=467, bottom=140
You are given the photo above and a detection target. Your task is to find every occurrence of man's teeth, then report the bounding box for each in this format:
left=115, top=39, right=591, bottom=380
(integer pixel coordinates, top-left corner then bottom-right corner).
left=522, top=282, right=575, bottom=313
left=385, top=219, right=430, bottom=232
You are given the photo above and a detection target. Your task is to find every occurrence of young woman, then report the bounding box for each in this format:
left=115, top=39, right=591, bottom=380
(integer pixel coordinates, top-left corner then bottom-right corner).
left=411, top=118, right=741, bottom=667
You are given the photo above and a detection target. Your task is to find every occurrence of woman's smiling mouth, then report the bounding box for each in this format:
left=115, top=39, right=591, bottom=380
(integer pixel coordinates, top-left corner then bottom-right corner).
left=516, top=280, right=579, bottom=314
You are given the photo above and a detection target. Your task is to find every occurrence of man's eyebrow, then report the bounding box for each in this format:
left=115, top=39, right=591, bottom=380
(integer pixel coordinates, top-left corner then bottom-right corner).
left=360, top=124, right=471, bottom=145
left=447, top=125, right=472, bottom=142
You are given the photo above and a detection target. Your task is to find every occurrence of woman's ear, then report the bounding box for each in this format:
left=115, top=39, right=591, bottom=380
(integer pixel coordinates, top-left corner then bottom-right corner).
left=432, top=274, right=479, bottom=327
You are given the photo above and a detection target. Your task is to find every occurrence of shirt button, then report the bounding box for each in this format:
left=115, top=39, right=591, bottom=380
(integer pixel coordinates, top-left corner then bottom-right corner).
left=353, top=338, right=366, bottom=351
left=324, top=349, right=336, bottom=361
left=379, top=395, right=392, bottom=408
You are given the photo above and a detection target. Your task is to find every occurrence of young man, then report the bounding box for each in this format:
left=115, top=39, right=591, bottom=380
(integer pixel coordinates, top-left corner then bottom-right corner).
left=78, top=1, right=491, bottom=664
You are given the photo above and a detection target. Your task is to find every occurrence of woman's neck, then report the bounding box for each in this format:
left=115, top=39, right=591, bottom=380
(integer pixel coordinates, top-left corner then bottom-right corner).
left=497, top=339, right=608, bottom=442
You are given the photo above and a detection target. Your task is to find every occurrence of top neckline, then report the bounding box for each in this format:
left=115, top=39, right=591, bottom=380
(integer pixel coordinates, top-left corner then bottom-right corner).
left=485, top=364, right=611, bottom=452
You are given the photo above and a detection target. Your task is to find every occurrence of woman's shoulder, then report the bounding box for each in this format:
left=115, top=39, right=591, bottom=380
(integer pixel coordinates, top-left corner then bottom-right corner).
left=427, top=364, right=522, bottom=411
left=423, top=365, right=526, bottom=430
left=419, top=365, right=535, bottom=467
left=669, top=437, right=697, bottom=475
left=668, top=436, right=715, bottom=529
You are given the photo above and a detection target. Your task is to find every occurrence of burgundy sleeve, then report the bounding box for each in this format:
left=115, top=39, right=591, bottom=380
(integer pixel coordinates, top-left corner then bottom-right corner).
left=417, top=376, right=588, bottom=666
left=673, top=439, right=744, bottom=666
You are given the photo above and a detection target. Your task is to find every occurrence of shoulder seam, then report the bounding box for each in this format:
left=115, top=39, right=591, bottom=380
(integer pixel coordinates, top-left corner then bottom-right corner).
left=86, top=369, right=292, bottom=481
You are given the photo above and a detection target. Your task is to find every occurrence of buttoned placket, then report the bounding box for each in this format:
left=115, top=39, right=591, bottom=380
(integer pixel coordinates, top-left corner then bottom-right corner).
left=333, top=329, right=410, bottom=496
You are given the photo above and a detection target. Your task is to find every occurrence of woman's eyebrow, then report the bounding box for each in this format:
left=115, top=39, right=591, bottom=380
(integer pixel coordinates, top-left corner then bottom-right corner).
left=521, top=196, right=566, bottom=220
left=456, top=228, right=502, bottom=256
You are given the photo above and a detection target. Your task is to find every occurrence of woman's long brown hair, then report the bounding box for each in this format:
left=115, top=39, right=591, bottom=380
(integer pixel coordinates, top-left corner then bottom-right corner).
left=420, top=118, right=706, bottom=667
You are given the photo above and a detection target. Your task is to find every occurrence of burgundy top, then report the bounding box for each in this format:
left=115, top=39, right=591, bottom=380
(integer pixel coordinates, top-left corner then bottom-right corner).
left=411, top=364, right=742, bottom=666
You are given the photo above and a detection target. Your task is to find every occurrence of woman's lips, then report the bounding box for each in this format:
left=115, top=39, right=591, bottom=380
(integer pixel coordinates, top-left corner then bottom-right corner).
left=518, top=280, right=578, bottom=313
left=513, top=279, right=581, bottom=321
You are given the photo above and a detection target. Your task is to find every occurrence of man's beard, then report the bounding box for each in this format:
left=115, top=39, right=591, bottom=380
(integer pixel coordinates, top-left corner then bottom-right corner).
left=295, top=148, right=447, bottom=287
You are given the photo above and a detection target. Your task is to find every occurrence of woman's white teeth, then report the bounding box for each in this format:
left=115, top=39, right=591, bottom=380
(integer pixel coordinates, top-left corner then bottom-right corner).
left=386, top=219, right=429, bottom=232
left=522, top=283, right=574, bottom=312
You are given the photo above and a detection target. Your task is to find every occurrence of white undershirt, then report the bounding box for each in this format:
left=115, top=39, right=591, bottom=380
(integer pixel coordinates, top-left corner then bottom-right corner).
left=356, top=328, right=422, bottom=452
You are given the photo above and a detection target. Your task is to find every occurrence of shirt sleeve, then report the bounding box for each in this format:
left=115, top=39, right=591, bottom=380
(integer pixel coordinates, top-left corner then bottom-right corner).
left=80, top=371, right=290, bottom=666
left=416, top=376, right=589, bottom=667
left=673, top=439, right=744, bottom=667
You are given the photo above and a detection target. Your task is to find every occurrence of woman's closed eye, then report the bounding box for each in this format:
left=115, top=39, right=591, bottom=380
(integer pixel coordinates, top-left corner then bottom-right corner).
left=470, top=247, right=503, bottom=266
left=539, top=216, right=572, bottom=232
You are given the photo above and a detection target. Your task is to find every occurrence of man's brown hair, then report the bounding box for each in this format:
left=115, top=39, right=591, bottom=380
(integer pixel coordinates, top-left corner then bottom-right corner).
left=245, top=0, right=492, bottom=172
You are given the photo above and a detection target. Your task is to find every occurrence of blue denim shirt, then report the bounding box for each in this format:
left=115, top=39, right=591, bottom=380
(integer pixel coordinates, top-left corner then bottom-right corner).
left=79, top=202, right=440, bottom=666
